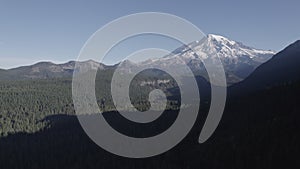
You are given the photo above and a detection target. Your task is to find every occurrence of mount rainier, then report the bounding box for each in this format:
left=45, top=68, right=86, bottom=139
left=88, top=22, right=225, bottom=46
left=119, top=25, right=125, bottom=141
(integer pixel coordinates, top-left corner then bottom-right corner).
left=121, top=34, right=276, bottom=85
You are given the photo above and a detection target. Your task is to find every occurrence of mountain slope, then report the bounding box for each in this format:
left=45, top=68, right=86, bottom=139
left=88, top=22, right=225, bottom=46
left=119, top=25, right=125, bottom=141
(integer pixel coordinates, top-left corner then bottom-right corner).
left=232, top=40, right=300, bottom=93
left=0, top=69, right=9, bottom=79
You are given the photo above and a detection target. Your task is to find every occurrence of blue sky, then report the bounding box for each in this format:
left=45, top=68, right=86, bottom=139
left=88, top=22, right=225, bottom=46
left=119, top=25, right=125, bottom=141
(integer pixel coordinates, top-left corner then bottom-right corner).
left=0, top=0, right=299, bottom=69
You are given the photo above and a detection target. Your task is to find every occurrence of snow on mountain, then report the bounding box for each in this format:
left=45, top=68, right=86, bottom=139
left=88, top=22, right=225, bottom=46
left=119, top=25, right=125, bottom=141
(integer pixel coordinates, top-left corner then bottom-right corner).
left=206, top=34, right=275, bottom=62
left=135, top=34, right=276, bottom=85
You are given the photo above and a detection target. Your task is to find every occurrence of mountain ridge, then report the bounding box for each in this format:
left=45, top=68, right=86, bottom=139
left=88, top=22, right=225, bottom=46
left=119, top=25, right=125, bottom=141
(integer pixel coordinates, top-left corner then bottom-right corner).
left=0, top=34, right=276, bottom=83
left=0, top=60, right=106, bottom=80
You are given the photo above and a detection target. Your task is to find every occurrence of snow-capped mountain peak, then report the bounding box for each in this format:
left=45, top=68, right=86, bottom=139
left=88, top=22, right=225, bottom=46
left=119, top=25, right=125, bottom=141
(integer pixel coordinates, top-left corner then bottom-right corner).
left=206, top=34, right=275, bottom=61
left=137, top=34, right=276, bottom=84
left=208, top=34, right=237, bottom=46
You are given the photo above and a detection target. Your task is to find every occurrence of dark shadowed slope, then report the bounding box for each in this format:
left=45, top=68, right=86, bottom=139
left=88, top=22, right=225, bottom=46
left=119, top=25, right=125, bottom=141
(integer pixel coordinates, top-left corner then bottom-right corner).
left=231, top=40, right=300, bottom=95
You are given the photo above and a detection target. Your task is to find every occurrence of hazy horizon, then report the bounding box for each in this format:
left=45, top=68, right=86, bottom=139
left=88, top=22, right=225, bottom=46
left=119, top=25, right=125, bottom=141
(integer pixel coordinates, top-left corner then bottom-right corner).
left=1, top=0, right=300, bottom=69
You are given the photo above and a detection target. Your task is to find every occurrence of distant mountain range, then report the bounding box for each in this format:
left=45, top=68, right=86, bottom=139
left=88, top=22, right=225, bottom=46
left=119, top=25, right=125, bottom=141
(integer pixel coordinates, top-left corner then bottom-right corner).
left=0, top=34, right=275, bottom=84
left=0, top=60, right=107, bottom=80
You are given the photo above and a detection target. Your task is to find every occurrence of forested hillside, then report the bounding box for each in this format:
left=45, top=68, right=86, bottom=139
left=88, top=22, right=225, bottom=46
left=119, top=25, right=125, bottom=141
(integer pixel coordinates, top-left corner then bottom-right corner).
left=0, top=79, right=73, bottom=136
left=0, top=68, right=183, bottom=137
left=0, top=79, right=299, bottom=169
